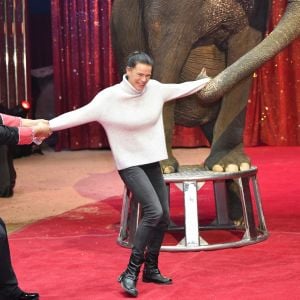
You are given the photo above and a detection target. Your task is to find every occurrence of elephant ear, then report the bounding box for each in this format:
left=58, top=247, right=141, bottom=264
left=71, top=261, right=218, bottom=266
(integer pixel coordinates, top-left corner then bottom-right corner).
left=196, top=67, right=208, bottom=80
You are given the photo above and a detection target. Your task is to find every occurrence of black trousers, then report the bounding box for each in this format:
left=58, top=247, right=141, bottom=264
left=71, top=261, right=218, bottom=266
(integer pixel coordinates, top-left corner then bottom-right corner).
left=0, top=218, right=21, bottom=299
left=118, top=162, right=170, bottom=256
left=0, top=145, right=16, bottom=197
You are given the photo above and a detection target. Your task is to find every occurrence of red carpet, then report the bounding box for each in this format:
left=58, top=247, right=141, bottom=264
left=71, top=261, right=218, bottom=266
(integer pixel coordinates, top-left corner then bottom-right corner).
left=9, top=147, right=300, bottom=299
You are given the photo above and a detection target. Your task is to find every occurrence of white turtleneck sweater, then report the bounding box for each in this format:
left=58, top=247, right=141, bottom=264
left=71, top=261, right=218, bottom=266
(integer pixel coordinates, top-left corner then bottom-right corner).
left=49, top=75, right=210, bottom=170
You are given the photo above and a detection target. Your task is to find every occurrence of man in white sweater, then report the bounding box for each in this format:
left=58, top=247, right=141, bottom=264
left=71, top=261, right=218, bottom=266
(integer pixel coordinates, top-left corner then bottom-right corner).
left=50, top=51, right=210, bottom=297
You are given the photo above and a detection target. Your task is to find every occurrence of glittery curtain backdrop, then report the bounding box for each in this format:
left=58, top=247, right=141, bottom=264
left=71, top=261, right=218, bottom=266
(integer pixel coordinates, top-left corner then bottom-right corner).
left=51, top=0, right=300, bottom=150
left=244, top=0, right=300, bottom=146
left=51, top=0, right=118, bottom=150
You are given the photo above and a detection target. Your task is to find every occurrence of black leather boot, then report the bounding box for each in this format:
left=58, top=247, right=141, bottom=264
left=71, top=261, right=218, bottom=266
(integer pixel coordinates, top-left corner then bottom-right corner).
left=118, top=252, right=144, bottom=297
left=142, top=252, right=172, bottom=284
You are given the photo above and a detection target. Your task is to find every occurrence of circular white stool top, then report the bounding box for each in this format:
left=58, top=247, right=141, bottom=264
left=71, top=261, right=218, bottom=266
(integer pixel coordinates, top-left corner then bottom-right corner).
left=163, top=165, right=258, bottom=183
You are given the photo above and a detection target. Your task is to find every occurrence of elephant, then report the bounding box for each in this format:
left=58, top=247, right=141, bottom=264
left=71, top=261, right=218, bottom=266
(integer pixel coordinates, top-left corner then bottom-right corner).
left=111, top=0, right=300, bottom=224
left=111, top=0, right=300, bottom=175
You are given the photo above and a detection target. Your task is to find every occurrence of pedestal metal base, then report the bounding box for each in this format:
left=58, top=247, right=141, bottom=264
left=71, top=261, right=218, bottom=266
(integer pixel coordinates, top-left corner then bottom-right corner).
left=117, top=166, right=268, bottom=251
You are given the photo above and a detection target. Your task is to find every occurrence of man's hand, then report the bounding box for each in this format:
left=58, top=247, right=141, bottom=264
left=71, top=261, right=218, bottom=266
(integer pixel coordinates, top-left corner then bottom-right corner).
left=32, top=122, right=52, bottom=140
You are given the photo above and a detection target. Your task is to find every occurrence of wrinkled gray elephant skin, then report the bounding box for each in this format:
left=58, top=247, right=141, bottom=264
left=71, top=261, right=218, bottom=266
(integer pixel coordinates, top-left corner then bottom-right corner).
left=111, top=0, right=300, bottom=174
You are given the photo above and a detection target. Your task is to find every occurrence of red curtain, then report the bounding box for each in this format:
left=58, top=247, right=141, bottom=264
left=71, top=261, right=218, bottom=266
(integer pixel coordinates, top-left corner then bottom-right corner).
left=243, top=0, right=300, bottom=146
left=51, top=0, right=118, bottom=150
left=51, top=0, right=300, bottom=150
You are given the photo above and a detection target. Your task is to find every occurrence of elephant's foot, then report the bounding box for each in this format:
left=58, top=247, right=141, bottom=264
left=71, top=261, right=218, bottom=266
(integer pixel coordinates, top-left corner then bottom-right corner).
left=229, top=204, right=244, bottom=226
left=233, top=217, right=244, bottom=227
left=160, top=157, right=179, bottom=174
left=205, top=148, right=251, bottom=172
left=212, top=162, right=250, bottom=172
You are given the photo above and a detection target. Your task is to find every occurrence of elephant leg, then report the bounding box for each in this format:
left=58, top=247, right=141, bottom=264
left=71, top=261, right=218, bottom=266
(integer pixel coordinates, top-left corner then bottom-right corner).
left=144, top=14, right=199, bottom=173
left=205, top=26, right=263, bottom=172
left=204, top=79, right=253, bottom=172
left=157, top=45, right=191, bottom=173
left=226, top=179, right=244, bottom=224
left=174, top=45, right=246, bottom=222
left=161, top=102, right=178, bottom=174
left=167, top=45, right=225, bottom=172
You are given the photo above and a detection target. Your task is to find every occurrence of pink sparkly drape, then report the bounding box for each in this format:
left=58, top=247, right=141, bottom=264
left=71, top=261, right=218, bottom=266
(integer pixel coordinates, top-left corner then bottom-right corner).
left=51, top=0, right=300, bottom=150
left=243, top=1, right=300, bottom=146
left=173, top=0, right=300, bottom=147
left=51, top=0, right=118, bottom=150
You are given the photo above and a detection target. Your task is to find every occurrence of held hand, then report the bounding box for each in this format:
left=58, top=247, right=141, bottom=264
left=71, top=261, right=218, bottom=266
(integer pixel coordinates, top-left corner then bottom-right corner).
left=32, top=122, right=52, bottom=140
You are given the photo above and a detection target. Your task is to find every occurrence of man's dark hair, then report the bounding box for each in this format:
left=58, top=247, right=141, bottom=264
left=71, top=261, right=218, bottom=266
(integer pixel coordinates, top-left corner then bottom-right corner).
left=126, top=51, right=154, bottom=68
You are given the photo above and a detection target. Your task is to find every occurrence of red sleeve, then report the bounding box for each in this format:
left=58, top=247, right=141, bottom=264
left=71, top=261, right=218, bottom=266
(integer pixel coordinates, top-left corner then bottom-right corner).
left=18, top=127, right=34, bottom=145
left=0, top=113, right=22, bottom=127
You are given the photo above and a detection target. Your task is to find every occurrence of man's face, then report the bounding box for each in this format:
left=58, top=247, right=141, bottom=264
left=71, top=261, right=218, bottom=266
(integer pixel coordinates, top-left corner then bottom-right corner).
left=126, top=63, right=152, bottom=91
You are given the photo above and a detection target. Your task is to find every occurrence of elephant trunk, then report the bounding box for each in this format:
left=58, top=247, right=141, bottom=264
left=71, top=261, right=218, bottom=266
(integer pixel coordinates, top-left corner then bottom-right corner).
left=197, top=0, right=300, bottom=103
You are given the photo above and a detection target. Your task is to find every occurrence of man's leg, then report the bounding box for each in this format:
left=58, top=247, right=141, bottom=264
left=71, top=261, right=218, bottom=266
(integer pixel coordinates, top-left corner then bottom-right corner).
left=0, top=219, right=39, bottom=300
left=0, top=218, right=21, bottom=299
left=0, top=145, right=14, bottom=197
